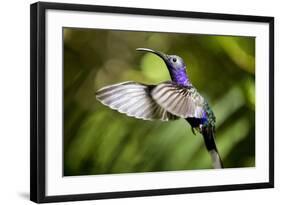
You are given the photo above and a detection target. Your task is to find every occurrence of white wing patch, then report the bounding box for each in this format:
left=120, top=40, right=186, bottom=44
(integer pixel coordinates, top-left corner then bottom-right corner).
left=96, top=82, right=178, bottom=121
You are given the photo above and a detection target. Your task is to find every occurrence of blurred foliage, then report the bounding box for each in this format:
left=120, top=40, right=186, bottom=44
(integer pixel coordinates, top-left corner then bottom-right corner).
left=63, top=28, right=255, bottom=176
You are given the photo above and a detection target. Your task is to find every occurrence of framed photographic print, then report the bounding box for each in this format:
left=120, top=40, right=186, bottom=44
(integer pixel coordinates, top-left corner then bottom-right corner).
left=30, top=1, right=274, bottom=203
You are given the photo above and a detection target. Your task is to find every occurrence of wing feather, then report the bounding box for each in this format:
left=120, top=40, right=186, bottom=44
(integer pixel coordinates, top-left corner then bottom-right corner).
left=96, top=81, right=178, bottom=121
left=151, top=82, right=205, bottom=119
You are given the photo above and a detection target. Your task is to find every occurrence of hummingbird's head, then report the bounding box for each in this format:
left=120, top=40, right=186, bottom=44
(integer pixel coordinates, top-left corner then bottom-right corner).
left=136, top=48, right=189, bottom=86
left=166, top=55, right=186, bottom=71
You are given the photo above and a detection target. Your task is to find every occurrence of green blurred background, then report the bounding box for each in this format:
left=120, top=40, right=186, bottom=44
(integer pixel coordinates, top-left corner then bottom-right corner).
left=63, top=28, right=255, bottom=176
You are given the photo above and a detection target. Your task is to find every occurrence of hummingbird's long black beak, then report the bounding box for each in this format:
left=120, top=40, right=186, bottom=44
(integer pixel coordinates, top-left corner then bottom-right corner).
left=136, top=48, right=169, bottom=65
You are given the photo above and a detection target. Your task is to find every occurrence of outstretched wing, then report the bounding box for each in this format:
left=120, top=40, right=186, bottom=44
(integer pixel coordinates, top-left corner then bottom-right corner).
left=96, top=81, right=178, bottom=121
left=151, top=82, right=205, bottom=119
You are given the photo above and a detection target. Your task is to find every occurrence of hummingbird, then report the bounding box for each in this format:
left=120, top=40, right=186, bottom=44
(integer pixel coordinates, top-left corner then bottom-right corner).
left=96, top=48, right=223, bottom=169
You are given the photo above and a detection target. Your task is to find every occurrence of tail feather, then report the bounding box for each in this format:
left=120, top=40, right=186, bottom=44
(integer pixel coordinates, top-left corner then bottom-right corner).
left=202, top=126, right=223, bottom=169
left=209, top=149, right=223, bottom=169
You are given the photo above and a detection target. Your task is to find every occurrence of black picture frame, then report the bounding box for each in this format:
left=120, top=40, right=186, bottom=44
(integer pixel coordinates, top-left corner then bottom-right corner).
left=30, top=1, right=274, bottom=203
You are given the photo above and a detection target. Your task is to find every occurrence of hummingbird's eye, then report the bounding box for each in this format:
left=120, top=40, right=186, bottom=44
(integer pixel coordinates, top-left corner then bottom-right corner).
left=172, top=57, right=177, bottom=63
